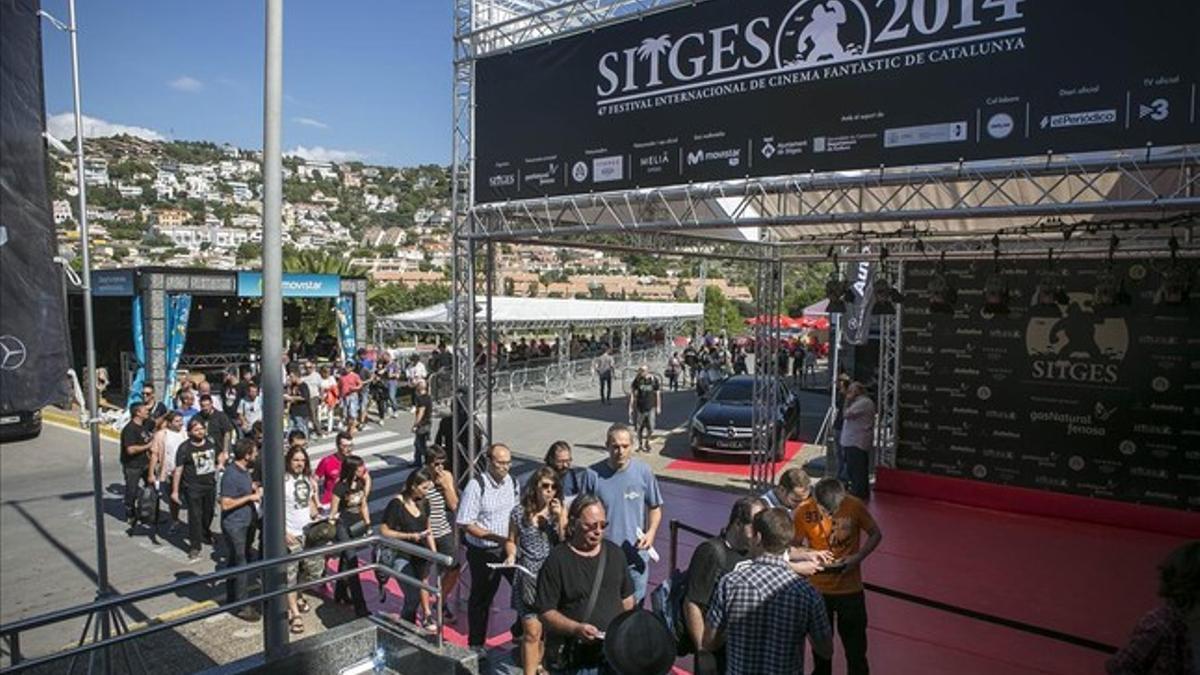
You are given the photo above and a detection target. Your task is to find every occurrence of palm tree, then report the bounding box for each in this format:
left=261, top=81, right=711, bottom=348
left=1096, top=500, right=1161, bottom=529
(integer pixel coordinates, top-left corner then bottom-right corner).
left=281, top=248, right=355, bottom=345
left=636, top=35, right=672, bottom=86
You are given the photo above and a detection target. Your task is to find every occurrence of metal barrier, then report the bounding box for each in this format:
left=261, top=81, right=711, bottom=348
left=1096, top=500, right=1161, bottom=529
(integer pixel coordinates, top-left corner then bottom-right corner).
left=0, top=534, right=454, bottom=674
left=665, top=519, right=1119, bottom=656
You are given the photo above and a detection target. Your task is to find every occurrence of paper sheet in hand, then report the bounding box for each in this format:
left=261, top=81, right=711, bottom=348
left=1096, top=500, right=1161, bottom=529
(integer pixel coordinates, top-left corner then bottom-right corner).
left=487, top=562, right=534, bottom=577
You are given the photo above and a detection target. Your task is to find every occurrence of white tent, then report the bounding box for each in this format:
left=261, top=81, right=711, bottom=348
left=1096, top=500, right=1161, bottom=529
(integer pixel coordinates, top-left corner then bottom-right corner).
left=376, top=296, right=703, bottom=333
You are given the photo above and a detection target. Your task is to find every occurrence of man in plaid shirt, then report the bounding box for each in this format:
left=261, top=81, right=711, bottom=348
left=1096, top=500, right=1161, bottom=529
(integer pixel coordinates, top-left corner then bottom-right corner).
left=703, top=507, right=833, bottom=675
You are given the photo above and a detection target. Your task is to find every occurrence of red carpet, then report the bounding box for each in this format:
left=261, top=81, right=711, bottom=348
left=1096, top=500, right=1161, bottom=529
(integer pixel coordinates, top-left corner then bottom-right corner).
left=318, top=480, right=1189, bottom=674
left=664, top=439, right=805, bottom=475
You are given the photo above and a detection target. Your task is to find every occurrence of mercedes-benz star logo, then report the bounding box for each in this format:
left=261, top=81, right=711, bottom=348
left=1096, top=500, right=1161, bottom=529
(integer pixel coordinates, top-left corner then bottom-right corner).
left=0, top=335, right=28, bottom=371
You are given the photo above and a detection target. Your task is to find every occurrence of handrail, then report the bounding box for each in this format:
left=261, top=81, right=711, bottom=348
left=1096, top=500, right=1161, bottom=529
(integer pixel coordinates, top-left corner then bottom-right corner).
left=665, top=519, right=1119, bottom=655
left=0, top=534, right=454, bottom=672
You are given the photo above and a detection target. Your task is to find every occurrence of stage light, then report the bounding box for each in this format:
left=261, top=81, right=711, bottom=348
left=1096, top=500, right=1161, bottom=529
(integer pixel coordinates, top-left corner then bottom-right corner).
left=928, top=253, right=957, bottom=314
left=871, top=276, right=904, bottom=315
left=1158, top=265, right=1189, bottom=305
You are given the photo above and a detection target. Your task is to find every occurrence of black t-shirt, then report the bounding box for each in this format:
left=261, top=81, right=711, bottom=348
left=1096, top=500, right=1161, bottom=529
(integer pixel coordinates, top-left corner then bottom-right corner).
left=120, top=420, right=153, bottom=469
left=684, top=348, right=698, bottom=366
left=288, top=382, right=311, bottom=418
left=684, top=536, right=748, bottom=610
left=535, top=541, right=634, bottom=663
left=333, top=481, right=367, bottom=525
left=413, top=393, right=433, bottom=432
left=146, top=401, right=169, bottom=421
left=196, top=410, right=235, bottom=453
left=175, top=438, right=220, bottom=490
left=383, top=497, right=430, bottom=560
left=631, top=375, right=660, bottom=412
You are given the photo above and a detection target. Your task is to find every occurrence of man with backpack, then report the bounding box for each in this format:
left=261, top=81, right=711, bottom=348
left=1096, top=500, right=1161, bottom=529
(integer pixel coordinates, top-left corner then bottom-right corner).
left=682, top=497, right=764, bottom=674
left=456, top=443, right=520, bottom=655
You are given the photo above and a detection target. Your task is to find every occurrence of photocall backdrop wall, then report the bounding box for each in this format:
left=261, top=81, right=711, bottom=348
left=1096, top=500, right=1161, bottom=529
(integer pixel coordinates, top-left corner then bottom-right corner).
left=897, top=258, right=1198, bottom=512
left=474, top=0, right=1199, bottom=203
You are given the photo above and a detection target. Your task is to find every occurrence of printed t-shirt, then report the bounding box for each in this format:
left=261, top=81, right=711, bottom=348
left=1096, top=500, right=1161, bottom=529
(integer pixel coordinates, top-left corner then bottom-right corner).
left=284, top=473, right=315, bottom=536
left=581, top=459, right=663, bottom=551
left=175, top=438, right=220, bottom=490
left=631, top=375, right=659, bottom=412
left=792, top=495, right=877, bottom=595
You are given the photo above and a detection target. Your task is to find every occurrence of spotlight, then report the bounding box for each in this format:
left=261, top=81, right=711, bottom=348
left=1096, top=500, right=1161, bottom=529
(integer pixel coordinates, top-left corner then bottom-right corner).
left=871, top=277, right=904, bottom=315
left=983, top=272, right=1010, bottom=315
left=1093, top=268, right=1131, bottom=308
left=825, top=273, right=853, bottom=313
left=1158, top=264, right=1190, bottom=305
left=928, top=254, right=957, bottom=314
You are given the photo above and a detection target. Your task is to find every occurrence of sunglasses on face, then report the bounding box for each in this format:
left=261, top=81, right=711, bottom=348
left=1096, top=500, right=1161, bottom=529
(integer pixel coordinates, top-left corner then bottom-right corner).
left=580, top=520, right=607, bottom=531
left=538, top=482, right=556, bottom=490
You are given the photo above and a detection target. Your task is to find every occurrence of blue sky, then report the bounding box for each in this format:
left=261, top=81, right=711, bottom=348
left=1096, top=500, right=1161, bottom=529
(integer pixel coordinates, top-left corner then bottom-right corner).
left=39, top=1, right=453, bottom=167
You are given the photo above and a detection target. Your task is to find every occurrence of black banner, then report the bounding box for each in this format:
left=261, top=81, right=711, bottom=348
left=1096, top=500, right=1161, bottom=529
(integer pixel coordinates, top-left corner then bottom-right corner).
left=897, top=258, right=1199, bottom=511
left=0, top=0, right=72, bottom=413
left=474, top=0, right=1200, bottom=203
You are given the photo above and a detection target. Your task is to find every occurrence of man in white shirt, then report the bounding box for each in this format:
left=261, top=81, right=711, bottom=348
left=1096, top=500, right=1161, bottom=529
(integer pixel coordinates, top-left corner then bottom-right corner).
left=236, top=383, right=263, bottom=436
left=839, top=382, right=876, bottom=501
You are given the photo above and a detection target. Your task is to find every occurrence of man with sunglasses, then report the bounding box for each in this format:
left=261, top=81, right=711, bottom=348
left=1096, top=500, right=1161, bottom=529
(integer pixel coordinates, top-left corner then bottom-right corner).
left=536, top=495, right=634, bottom=674
left=139, top=383, right=169, bottom=421
left=456, top=443, right=520, bottom=653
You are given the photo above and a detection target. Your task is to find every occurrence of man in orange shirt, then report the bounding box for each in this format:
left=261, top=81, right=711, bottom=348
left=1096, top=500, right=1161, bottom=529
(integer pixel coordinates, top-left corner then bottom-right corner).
left=792, top=478, right=882, bottom=675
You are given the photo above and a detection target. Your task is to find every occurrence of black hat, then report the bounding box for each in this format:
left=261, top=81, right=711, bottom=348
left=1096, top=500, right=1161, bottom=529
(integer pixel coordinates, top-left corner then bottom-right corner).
left=603, top=609, right=676, bottom=675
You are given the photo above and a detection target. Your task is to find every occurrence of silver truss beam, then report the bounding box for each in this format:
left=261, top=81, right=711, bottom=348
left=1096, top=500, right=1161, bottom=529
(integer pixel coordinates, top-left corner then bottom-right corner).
left=469, top=150, right=1200, bottom=240
left=749, top=249, right=783, bottom=494
left=462, top=0, right=694, bottom=58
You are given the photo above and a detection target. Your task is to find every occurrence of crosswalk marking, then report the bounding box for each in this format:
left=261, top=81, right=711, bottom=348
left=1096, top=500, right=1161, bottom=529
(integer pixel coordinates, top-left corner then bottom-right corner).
left=309, top=430, right=395, bottom=457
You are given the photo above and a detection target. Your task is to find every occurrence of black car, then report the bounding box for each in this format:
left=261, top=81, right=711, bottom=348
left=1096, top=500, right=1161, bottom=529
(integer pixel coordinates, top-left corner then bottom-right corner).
left=689, top=375, right=799, bottom=460
left=0, top=408, right=42, bottom=442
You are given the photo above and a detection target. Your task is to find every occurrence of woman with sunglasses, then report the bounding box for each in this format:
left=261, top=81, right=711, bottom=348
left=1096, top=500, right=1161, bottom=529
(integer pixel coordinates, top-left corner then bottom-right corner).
left=505, top=466, right=567, bottom=675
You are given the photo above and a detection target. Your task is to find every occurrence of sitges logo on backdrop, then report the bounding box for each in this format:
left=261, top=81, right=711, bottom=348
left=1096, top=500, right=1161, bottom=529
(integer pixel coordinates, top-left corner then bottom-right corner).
left=595, top=0, right=1025, bottom=99
left=1025, top=293, right=1129, bottom=384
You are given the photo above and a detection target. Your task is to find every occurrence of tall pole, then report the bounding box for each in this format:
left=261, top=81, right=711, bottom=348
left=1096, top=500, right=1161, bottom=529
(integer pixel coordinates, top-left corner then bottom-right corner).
left=65, top=0, right=111, bottom=639
left=260, top=0, right=287, bottom=658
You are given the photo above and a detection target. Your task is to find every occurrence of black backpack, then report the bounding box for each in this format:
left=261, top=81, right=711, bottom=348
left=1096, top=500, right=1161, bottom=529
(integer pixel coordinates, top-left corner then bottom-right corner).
left=650, top=541, right=729, bottom=657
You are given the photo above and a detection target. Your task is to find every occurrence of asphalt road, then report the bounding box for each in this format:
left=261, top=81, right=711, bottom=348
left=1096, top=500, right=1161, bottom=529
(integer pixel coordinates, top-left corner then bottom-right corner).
left=0, top=378, right=833, bottom=663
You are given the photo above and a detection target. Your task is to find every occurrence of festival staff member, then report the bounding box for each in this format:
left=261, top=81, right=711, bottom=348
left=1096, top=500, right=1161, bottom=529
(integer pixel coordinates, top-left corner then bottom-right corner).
left=793, top=478, right=883, bottom=675
left=456, top=443, right=520, bottom=651
left=120, top=402, right=155, bottom=531
left=535, top=495, right=634, bottom=675
left=627, top=366, right=661, bottom=454
left=580, top=423, right=663, bottom=604
left=684, top=497, right=765, bottom=675
left=220, top=438, right=262, bottom=621
left=702, top=508, right=833, bottom=675
left=505, top=467, right=567, bottom=675
left=172, top=417, right=225, bottom=562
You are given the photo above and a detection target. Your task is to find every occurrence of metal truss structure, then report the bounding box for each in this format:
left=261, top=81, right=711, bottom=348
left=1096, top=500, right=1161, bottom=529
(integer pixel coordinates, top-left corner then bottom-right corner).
left=749, top=251, right=783, bottom=493
left=453, top=0, right=1200, bottom=495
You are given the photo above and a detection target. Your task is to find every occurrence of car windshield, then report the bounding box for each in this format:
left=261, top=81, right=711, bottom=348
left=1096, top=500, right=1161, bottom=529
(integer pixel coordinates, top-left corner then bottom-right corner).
left=712, top=380, right=753, bottom=403
left=710, top=380, right=788, bottom=404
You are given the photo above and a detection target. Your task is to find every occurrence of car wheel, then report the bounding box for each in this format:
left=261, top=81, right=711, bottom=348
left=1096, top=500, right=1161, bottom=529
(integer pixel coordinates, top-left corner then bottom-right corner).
left=691, top=446, right=709, bottom=461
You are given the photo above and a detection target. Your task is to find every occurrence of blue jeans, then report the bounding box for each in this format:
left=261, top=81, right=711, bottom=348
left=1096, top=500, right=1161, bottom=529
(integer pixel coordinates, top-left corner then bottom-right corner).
left=344, top=394, right=360, bottom=420
left=622, top=545, right=651, bottom=605
left=289, top=416, right=309, bottom=437
left=222, top=522, right=252, bottom=604
left=390, top=557, right=429, bottom=622
left=386, top=380, right=399, bottom=412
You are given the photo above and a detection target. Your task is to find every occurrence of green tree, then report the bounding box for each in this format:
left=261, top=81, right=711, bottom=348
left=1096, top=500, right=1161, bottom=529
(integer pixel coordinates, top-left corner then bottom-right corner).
left=236, top=242, right=263, bottom=264
left=704, top=286, right=746, bottom=336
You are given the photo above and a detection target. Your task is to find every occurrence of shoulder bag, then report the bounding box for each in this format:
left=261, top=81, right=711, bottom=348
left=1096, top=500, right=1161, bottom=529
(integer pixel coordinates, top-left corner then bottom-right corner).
left=544, top=545, right=608, bottom=671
